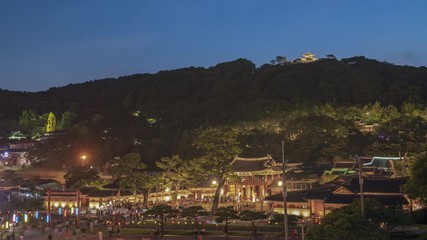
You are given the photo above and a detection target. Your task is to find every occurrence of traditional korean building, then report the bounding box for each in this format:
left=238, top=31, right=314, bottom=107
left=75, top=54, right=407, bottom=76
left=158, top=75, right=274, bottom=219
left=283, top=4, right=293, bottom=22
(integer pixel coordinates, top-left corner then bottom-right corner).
left=227, top=156, right=281, bottom=203
left=82, top=187, right=134, bottom=209
left=296, top=52, right=318, bottom=63
left=322, top=177, right=409, bottom=215
left=43, top=190, right=81, bottom=210
left=187, top=175, right=218, bottom=203
left=225, top=156, right=311, bottom=211
left=333, top=160, right=356, bottom=169
left=264, top=190, right=311, bottom=217
left=185, top=155, right=311, bottom=211
left=8, top=131, right=28, bottom=140
left=43, top=187, right=136, bottom=211
left=265, top=176, right=410, bottom=218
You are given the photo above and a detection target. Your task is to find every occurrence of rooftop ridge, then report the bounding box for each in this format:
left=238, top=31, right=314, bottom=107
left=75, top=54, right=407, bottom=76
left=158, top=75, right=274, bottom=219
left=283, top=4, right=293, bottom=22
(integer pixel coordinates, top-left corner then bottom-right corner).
left=233, top=155, right=272, bottom=162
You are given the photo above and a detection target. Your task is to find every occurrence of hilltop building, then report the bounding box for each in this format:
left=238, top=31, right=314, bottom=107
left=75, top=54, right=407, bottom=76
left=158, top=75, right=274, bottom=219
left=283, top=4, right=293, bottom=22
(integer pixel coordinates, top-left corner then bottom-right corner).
left=295, top=52, right=318, bottom=63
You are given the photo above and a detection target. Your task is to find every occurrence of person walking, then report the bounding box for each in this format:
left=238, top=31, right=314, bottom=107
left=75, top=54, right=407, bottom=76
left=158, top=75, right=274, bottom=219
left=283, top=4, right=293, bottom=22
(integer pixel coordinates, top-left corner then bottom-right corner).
left=293, top=228, right=298, bottom=240
left=108, top=226, right=113, bottom=237
left=252, top=227, right=258, bottom=240
left=198, top=228, right=205, bottom=240
left=193, top=229, right=199, bottom=240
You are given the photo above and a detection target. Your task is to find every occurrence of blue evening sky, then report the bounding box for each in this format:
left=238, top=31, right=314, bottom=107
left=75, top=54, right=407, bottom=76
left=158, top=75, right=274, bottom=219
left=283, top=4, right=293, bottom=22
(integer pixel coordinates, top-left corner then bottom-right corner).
left=1, top=1, right=426, bottom=92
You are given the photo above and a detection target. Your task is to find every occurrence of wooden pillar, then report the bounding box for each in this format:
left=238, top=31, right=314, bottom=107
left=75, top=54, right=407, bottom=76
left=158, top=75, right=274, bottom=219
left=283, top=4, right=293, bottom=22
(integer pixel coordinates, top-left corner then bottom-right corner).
left=260, top=183, right=264, bottom=211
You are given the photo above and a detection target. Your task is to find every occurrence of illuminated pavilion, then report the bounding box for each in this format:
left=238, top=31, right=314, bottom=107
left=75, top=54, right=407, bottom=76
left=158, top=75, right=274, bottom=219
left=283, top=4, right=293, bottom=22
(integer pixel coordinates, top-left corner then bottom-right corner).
left=296, top=52, right=318, bottom=63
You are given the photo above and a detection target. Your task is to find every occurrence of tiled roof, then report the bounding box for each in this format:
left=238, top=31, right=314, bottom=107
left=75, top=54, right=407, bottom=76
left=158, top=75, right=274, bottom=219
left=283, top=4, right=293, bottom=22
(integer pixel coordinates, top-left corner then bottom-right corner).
left=102, top=180, right=121, bottom=189
left=334, top=161, right=356, bottom=169
left=304, top=185, right=335, bottom=200
left=82, top=188, right=134, bottom=198
left=347, top=177, right=407, bottom=194
left=80, top=187, right=99, bottom=194
left=265, top=190, right=308, bottom=203
left=35, top=178, right=59, bottom=185
left=231, top=156, right=274, bottom=172
left=324, top=194, right=408, bottom=206
left=87, top=189, right=119, bottom=198
left=329, top=175, right=353, bottom=184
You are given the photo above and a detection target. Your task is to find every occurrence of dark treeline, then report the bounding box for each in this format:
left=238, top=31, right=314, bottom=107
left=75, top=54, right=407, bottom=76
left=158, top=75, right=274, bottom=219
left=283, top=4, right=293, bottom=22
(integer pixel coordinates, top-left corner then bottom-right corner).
left=0, top=56, right=426, bottom=167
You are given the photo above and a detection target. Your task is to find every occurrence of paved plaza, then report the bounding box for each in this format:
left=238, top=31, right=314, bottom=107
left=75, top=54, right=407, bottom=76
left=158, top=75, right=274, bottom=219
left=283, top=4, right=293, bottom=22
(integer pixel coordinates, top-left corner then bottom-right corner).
left=5, top=227, right=296, bottom=240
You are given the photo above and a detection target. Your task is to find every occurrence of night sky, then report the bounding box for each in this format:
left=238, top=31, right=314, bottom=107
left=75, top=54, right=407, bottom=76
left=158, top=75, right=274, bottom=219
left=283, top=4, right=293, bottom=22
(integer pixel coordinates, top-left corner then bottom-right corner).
left=1, top=1, right=426, bottom=92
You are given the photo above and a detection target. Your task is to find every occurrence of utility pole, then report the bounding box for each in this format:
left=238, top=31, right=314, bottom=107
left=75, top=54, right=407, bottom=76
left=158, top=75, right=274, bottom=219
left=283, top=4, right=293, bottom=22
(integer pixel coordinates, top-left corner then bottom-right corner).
left=357, top=155, right=365, bottom=217
left=282, top=140, right=288, bottom=240
left=47, top=189, right=51, bottom=227
left=77, top=189, right=80, bottom=229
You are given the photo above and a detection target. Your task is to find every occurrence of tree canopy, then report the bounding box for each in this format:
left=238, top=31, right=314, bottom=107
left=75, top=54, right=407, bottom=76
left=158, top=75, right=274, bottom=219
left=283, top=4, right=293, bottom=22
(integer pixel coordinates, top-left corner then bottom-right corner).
left=180, top=205, right=209, bottom=229
left=193, top=128, right=242, bottom=211
left=144, top=204, right=178, bottom=234
left=404, top=152, right=427, bottom=204
left=64, top=166, right=100, bottom=189
left=305, top=198, right=413, bottom=240
left=112, top=152, right=148, bottom=194
left=156, top=155, right=204, bottom=203
left=214, top=206, right=240, bottom=236
left=239, top=210, right=267, bottom=229
left=1, top=56, right=426, bottom=170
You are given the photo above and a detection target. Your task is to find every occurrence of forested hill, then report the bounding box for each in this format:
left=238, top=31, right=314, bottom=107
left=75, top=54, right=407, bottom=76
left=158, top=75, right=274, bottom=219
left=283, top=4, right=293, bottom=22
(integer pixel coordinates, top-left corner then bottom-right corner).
left=2, top=56, right=426, bottom=117
left=1, top=56, right=427, bottom=167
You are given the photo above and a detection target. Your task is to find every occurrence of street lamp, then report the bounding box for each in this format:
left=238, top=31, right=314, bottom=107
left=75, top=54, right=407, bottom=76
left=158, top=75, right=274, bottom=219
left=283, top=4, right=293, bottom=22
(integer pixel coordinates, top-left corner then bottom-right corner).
left=80, top=155, right=87, bottom=166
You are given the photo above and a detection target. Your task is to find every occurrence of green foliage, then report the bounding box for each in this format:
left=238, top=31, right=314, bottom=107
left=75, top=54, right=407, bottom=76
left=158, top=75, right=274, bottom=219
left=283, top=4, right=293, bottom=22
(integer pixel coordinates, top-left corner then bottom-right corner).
left=306, top=199, right=414, bottom=240
left=193, top=128, right=242, bottom=211
left=275, top=56, right=288, bottom=65
left=367, top=116, right=427, bottom=156
left=239, top=210, right=267, bottom=229
left=19, top=109, right=38, bottom=130
left=64, top=166, right=100, bottom=189
left=112, top=152, right=148, bottom=194
left=156, top=155, right=204, bottom=202
left=2, top=57, right=427, bottom=170
left=351, top=199, right=414, bottom=239
left=18, top=109, right=49, bottom=138
left=144, top=204, right=178, bottom=234
left=269, top=213, right=299, bottom=226
left=215, top=206, right=239, bottom=222
left=8, top=198, right=44, bottom=211
left=411, top=208, right=427, bottom=224
left=57, top=111, right=76, bottom=130
left=0, top=170, right=23, bottom=186
left=28, top=124, right=114, bottom=168
left=418, top=233, right=427, bottom=240
left=180, top=205, right=209, bottom=228
left=214, top=206, right=239, bottom=236
left=306, top=206, right=382, bottom=240
left=404, top=152, right=427, bottom=204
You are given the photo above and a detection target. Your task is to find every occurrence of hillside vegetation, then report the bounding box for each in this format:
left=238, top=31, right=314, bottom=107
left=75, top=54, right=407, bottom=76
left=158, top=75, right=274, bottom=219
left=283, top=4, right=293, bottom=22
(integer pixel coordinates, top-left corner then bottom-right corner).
left=0, top=56, right=426, bottom=168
